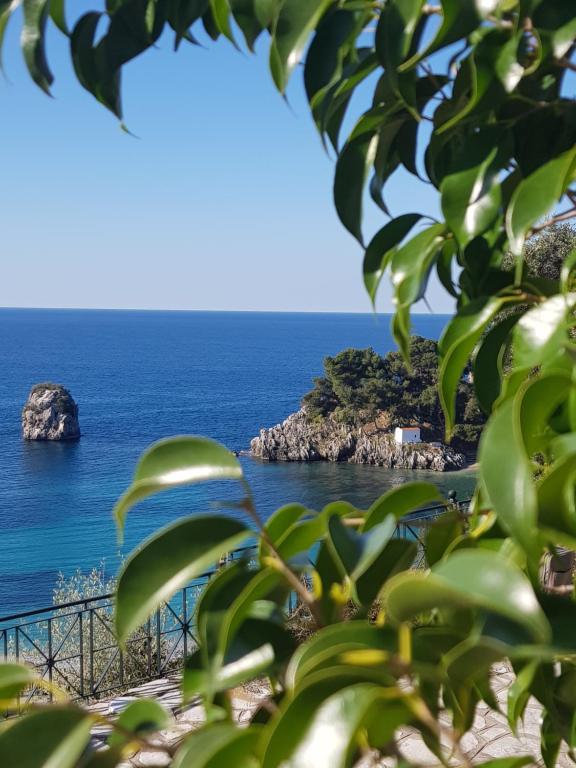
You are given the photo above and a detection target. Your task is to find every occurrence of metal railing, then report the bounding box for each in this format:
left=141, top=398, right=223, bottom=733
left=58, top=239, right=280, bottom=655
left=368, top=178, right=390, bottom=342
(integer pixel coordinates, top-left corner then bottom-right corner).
left=0, top=500, right=469, bottom=706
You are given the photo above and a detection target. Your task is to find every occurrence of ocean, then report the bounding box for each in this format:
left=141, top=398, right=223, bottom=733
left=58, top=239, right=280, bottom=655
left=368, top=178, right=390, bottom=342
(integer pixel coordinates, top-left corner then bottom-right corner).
left=0, top=309, right=476, bottom=615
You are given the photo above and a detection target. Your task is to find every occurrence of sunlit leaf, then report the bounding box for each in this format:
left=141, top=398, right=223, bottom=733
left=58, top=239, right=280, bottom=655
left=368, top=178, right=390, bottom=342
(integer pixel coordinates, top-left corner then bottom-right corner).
left=384, top=550, right=550, bottom=643
left=115, top=515, right=250, bottom=643
left=114, top=436, right=243, bottom=537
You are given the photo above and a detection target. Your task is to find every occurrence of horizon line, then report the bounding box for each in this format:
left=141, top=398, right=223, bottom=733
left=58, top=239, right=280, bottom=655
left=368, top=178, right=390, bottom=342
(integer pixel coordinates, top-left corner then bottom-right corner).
left=0, top=306, right=453, bottom=316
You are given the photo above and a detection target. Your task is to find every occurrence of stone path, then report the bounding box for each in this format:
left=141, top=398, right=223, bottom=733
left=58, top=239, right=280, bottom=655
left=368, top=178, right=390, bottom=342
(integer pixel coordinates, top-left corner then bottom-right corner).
left=89, top=668, right=574, bottom=766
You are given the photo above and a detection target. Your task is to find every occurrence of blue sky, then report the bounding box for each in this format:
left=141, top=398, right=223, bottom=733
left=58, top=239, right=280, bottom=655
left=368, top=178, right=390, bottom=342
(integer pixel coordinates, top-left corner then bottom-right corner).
left=0, top=6, right=451, bottom=313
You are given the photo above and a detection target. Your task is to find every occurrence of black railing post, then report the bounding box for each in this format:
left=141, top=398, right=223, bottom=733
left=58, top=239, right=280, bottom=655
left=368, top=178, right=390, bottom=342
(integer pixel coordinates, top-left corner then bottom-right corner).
left=79, top=612, right=84, bottom=699
left=156, top=609, right=161, bottom=676
left=47, top=618, right=53, bottom=702
left=89, top=609, right=95, bottom=697
left=182, top=588, right=188, bottom=659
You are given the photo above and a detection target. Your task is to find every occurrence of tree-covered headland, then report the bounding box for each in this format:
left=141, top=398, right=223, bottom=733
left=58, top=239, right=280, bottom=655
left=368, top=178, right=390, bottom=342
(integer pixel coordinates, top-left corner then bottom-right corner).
left=303, top=337, right=484, bottom=446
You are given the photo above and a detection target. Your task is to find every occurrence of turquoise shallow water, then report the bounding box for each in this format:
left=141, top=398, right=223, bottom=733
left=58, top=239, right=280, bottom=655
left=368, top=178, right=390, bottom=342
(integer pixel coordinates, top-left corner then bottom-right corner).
left=0, top=309, right=476, bottom=615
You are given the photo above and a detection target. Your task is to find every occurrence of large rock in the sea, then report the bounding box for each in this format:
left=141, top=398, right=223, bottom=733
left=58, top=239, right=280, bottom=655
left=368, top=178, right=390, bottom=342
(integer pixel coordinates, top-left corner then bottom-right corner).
left=22, top=383, right=80, bottom=441
left=250, top=409, right=465, bottom=472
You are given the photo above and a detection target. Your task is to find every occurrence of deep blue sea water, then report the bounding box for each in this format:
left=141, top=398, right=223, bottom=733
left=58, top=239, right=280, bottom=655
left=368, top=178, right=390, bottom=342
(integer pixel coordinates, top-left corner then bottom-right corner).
left=0, top=309, right=476, bottom=615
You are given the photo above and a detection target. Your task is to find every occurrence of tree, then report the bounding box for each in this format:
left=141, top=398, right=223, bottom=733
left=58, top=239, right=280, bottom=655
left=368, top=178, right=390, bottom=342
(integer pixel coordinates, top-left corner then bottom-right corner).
left=1, top=2, right=576, bottom=767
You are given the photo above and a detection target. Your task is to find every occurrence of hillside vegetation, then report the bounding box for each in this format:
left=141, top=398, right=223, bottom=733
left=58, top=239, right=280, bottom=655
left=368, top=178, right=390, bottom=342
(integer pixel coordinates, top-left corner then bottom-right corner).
left=302, top=337, right=484, bottom=445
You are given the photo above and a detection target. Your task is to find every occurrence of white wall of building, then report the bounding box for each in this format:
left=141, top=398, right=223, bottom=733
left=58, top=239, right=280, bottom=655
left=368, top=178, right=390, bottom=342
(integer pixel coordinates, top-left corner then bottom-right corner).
left=394, top=427, right=421, bottom=444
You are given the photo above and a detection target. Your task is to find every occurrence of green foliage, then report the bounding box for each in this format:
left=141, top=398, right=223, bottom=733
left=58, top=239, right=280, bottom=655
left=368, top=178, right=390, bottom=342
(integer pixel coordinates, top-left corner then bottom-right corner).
left=2, top=1, right=576, bottom=766
left=302, top=336, right=482, bottom=444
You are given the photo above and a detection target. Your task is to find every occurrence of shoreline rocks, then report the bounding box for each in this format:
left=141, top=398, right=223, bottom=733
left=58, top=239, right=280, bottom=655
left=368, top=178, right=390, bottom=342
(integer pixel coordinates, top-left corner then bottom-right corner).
left=22, top=383, right=81, bottom=441
left=250, top=409, right=466, bottom=472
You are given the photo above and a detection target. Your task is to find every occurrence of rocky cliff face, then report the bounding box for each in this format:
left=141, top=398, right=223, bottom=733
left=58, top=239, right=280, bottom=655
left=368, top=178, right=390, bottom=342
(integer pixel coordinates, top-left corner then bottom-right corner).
left=22, top=383, right=80, bottom=441
left=250, top=409, right=465, bottom=471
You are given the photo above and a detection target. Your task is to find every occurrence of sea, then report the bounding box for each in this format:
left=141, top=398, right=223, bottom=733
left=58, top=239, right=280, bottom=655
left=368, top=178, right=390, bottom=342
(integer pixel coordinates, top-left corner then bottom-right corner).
left=0, top=309, right=476, bottom=616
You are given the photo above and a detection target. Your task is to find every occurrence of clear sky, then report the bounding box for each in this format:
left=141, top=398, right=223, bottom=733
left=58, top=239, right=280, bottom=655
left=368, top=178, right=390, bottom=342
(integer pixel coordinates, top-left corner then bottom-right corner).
left=0, top=5, right=452, bottom=314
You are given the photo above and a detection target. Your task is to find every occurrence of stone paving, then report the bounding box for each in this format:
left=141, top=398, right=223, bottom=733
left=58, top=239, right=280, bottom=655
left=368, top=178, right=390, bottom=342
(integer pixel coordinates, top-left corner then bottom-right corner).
left=89, top=668, right=574, bottom=766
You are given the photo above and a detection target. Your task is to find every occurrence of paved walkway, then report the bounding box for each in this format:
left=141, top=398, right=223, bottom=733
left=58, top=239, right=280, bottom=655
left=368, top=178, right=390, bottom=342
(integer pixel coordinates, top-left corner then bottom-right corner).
left=89, top=667, right=573, bottom=766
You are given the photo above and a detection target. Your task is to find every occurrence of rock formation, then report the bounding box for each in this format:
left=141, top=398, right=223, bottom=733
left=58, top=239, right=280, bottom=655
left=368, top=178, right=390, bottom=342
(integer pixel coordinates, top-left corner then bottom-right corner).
left=22, top=383, right=80, bottom=441
left=250, top=409, right=465, bottom=472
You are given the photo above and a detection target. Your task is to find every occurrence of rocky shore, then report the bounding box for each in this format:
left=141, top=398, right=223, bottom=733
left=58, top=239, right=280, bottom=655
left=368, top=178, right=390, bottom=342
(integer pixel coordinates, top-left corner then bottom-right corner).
left=22, top=383, right=80, bottom=441
left=250, top=409, right=466, bottom=472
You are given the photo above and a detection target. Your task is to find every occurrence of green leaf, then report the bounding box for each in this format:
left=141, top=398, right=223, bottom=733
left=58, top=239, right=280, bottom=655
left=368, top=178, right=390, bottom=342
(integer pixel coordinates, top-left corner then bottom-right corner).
left=363, top=482, right=443, bottom=531
left=209, top=0, right=237, bottom=45
left=425, top=508, right=465, bottom=566
left=183, top=642, right=276, bottom=699
left=108, top=699, right=170, bottom=748
left=383, top=550, right=550, bottom=643
left=441, top=127, right=510, bottom=248
left=259, top=503, right=310, bottom=562
left=507, top=660, right=538, bottom=733
left=304, top=10, right=357, bottom=104
left=269, top=0, right=334, bottom=93
left=513, top=294, right=576, bottom=369
left=479, top=395, right=539, bottom=560
left=438, top=295, right=520, bottom=437
left=0, top=663, right=35, bottom=705
left=114, top=436, right=243, bottom=538
left=22, top=0, right=54, bottom=94
left=173, top=723, right=262, bottom=768
left=50, top=0, right=68, bottom=35
left=285, top=622, right=396, bottom=691
left=506, top=147, right=576, bottom=256
left=262, top=682, right=404, bottom=768
left=230, top=0, right=264, bottom=50
left=0, top=707, right=93, bottom=768
left=391, top=223, right=446, bottom=359
left=362, top=214, right=423, bottom=307
left=334, top=122, right=379, bottom=244
left=473, top=313, right=520, bottom=414
left=115, top=515, right=250, bottom=643
left=400, top=0, right=489, bottom=71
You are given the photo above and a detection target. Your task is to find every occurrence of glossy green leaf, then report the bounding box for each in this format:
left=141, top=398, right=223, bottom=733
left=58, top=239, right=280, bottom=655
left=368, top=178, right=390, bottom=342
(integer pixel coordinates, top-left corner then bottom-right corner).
left=115, top=515, right=250, bottom=643
left=230, top=0, right=264, bottom=50
left=114, top=436, right=243, bottom=537
left=507, top=660, right=538, bottom=733
left=183, top=642, right=276, bottom=699
left=262, top=682, right=403, bottom=768
left=479, top=394, right=539, bottom=559
left=334, top=124, right=378, bottom=244
left=304, top=10, right=357, bottom=104
left=49, top=0, right=68, bottom=35
left=22, top=0, right=53, bottom=93
left=363, top=482, right=443, bottom=531
left=473, top=313, right=520, bottom=414
left=513, top=294, right=576, bottom=368
left=258, top=503, right=310, bottom=562
left=173, top=723, right=262, bottom=768
left=209, top=0, right=237, bottom=45
left=328, top=513, right=396, bottom=581
left=0, top=707, right=93, bottom=768
left=391, top=224, right=446, bottom=359
left=384, top=550, right=550, bottom=643
left=506, top=147, right=576, bottom=256
left=270, top=0, right=333, bottom=92
left=439, top=296, right=520, bottom=436
left=362, top=214, right=423, bottom=307
left=0, top=663, right=35, bottom=705
left=425, top=508, right=465, bottom=566
left=518, top=372, right=571, bottom=456
left=441, top=128, right=510, bottom=248
left=400, top=0, right=490, bottom=70
left=108, top=699, right=170, bottom=748
left=285, top=622, right=396, bottom=691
